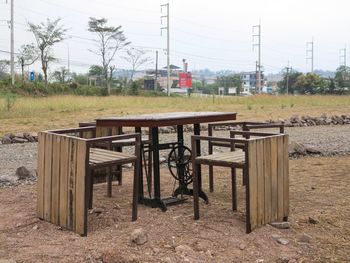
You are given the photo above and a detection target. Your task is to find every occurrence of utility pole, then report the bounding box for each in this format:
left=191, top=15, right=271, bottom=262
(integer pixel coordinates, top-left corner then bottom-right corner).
left=154, top=50, right=158, bottom=91
left=252, top=22, right=261, bottom=93
left=161, top=3, right=170, bottom=96
left=9, top=0, right=14, bottom=86
left=285, top=62, right=291, bottom=95
left=306, top=38, right=314, bottom=73
left=339, top=46, right=347, bottom=67
left=67, top=44, right=70, bottom=76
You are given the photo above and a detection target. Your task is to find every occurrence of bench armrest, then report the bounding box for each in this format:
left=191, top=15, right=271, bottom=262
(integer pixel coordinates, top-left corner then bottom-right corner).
left=229, top=130, right=280, bottom=138
left=48, top=126, right=96, bottom=134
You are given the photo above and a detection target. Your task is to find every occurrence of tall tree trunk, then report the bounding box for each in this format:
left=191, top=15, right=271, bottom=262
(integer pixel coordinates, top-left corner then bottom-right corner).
left=21, top=63, right=24, bottom=83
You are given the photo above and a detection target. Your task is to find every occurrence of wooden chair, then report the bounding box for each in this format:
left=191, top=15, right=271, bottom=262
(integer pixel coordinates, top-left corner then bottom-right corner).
left=37, top=127, right=141, bottom=236
left=79, top=122, right=152, bottom=192
left=207, top=121, right=285, bottom=192
left=191, top=131, right=289, bottom=233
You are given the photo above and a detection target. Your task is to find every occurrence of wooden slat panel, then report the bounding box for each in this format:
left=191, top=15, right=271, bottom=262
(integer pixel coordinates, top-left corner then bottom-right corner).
left=75, top=140, right=87, bottom=235
left=248, top=140, right=258, bottom=230
left=96, top=126, right=109, bottom=137
left=43, top=133, right=53, bottom=221
left=264, top=137, right=272, bottom=224
left=283, top=135, right=289, bottom=217
left=36, top=132, right=45, bottom=219
left=51, top=135, right=61, bottom=224
left=256, top=139, right=265, bottom=226
left=59, top=136, right=69, bottom=228
left=67, top=138, right=78, bottom=230
left=277, top=136, right=284, bottom=221
left=270, top=136, right=278, bottom=221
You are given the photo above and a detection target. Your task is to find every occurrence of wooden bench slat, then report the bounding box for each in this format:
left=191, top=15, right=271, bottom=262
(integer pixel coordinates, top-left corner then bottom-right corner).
left=90, top=148, right=133, bottom=158
left=196, top=150, right=245, bottom=166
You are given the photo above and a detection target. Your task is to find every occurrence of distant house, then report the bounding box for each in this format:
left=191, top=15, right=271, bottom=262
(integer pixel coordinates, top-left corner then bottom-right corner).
left=238, top=71, right=265, bottom=91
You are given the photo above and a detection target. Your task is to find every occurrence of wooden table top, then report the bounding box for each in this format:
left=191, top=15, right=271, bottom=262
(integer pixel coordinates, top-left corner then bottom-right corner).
left=96, top=112, right=237, bottom=127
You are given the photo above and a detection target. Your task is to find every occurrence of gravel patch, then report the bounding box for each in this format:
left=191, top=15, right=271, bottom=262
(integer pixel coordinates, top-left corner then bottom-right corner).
left=1, top=125, right=349, bottom=187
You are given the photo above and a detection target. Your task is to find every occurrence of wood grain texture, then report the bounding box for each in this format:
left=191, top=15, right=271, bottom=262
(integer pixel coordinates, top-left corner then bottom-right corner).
left=264, top=138, right=272, bottom=224
left=36, top=132, right=46, bottom=219
left=277, top=136, right=284, bottom=221
left=256, top=139, right=265, bottom=225
left=248, top=140, right=258, bottom=230
left=283, top=135, right=289, bottom=217
left=59, top=136, right=69, bottom=227
left=43, top=133, right=53, bottom=221
left=67, top=138, right=77, bottom=230
left=51, top=135, right=61, bottom=224
left=75, top=140, right=87, bottom=235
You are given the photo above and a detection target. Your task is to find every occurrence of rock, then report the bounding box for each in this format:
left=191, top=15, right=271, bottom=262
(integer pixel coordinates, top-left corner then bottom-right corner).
left=272, top=235, right=289, bottom=245
left=238, top=242, right=247, bottom=250
left=298, top=233, right=312, bottom=243
left=130, top=228, right=148, bottom=245
left=0, top=175, right=16, bottom=185
left=1, top=136, right=12, bottom=144
left=91, top=207, right=104, bottom=214
left=175, top=245, right=195, bottom=256
left=11, top=137, right=27, bottom=143
left=308, top=217, right=319, bottom=224
left=23, top=133, right=36, bottom=142
left=270, top=221, right=290, bottom=229
left=159, top=157, right=167, bottom=163
left=276, top=238, right=289, bottom=245
left=305, top=146, right=323, bottom=155
left=15, top=166, right=35, bottom=180
left=289, top=142, right=307, bottom=156
left=32, top=224, right=39, bottom=230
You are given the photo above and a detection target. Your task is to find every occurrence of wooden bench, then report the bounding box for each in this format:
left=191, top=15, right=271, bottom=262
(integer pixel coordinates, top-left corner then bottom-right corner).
left=37, top=127, right=141, bottom=236
left=207, top=121, right=285, bottom=192
left=191, top=131, right=289, bottom=233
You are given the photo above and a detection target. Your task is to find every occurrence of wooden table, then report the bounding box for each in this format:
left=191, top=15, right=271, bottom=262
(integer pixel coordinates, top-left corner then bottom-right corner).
left=96, top=112, right=237, bottom=211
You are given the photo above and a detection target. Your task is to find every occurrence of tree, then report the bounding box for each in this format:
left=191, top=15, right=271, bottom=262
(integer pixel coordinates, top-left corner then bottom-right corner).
left=28, top=18, right=67, bottom=87
left=17, top=44, right=38, bottom=82
left=0, top=60, right=10, bottom=79
left=88, top=17, right=130, bottom=94
left=52, top=67, right=68, bottom=83
left=295, top=73, right=325, bottom=94
left=121, top=48, right=151, bottom=83
left=277, top=70, right=302, bottom=94
left=334, top=65, right=350, bottom=93
left=215, top=74, right=242, bottom=95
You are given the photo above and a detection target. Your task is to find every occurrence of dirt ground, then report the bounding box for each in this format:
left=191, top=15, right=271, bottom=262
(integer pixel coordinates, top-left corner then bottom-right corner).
left=0, top=155, right=349, bottom=263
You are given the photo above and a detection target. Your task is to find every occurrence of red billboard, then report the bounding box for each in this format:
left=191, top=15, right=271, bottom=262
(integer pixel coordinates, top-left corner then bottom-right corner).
left=179, top=72, right=192, bottom=88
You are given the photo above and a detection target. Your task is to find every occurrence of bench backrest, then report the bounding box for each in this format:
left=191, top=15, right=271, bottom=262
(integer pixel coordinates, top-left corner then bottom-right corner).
left=37, top=131, right=88, bottom=235
left=247, top=134, right=289, bottom=232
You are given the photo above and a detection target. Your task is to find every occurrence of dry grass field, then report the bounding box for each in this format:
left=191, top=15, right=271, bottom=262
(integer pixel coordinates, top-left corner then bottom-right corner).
left=0, top=94, right=350, bottom=135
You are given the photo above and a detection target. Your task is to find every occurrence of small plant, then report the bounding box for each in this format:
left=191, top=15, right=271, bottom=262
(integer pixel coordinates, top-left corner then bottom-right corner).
left=281, top=104, right=286, bottom=109
left=4, top=92, right=17, bottom=111
left=290, top=103, right=294, bottom=108
left=247, top=105, right=252, bottom=110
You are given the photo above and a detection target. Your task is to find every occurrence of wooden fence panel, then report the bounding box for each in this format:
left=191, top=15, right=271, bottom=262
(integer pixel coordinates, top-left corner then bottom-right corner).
left=37, top=132, right=88, bottom=236
left=248, top=135, right=289, bottom=232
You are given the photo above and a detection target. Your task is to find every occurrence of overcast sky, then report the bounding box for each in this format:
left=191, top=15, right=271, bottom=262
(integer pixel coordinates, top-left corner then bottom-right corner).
left=1, top=0, right=350, bottom=74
